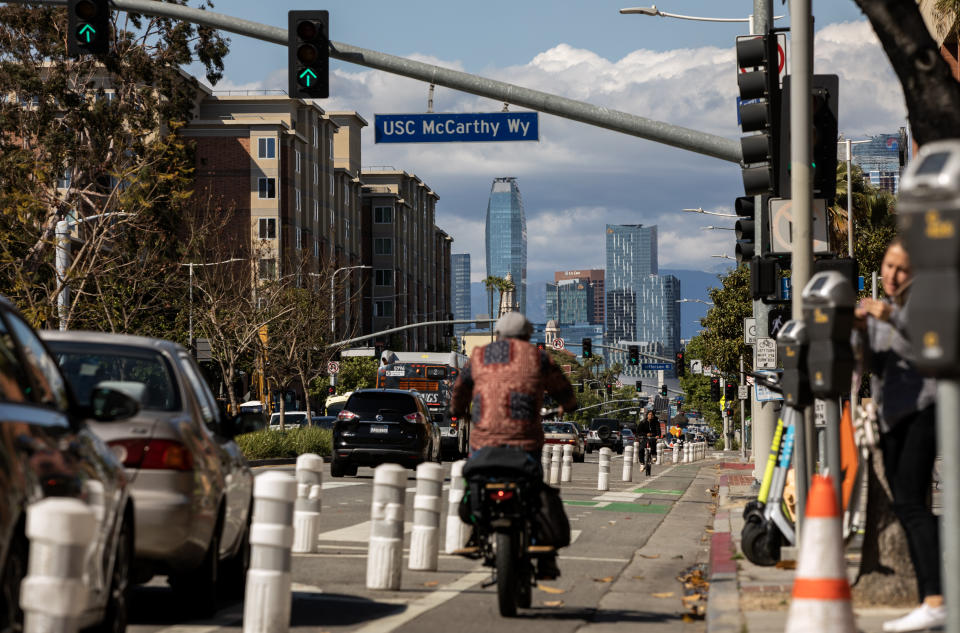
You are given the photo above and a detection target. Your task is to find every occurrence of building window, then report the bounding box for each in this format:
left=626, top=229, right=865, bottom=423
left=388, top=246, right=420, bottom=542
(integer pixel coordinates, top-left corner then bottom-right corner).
left=344, top=183, right=349, bottom=209
left=313, top=239, right=319, bottom=259
left=374, top=238, right=392, bottom=255
left=374, top=206, right=393, bottom=223
left=258, top=218, right=276, bottom=239
left=313, top=163, right=318, bottom=185
left=56, top=167, right=71, bottom=190
left=375, top=269, right=393, bottom=286
left=258, top=177, right=276, bottom=199
left=329, top=173, right=334, bottom=196
left=328, top=136, right=333, bottom=160
left=295, top=227, right=302, bottom=250
left=314, top=200, right=319, bottom=223
left=259, top=258, right=277, bottom=280
left=313, top=125, right=318, bottom=148
left=295, top=150, right=301, bottom=173
left=258, top=137, right=275, bottom=159
left=344, top=218, right=350, bottom=241
left=295, top=188, right=301, bottom=211
left=374, top=300, right=394, bottom=317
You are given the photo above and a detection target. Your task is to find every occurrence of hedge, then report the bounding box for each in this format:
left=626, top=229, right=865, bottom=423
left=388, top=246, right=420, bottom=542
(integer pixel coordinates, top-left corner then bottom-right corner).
left=235, top=427, right=332, bottom=460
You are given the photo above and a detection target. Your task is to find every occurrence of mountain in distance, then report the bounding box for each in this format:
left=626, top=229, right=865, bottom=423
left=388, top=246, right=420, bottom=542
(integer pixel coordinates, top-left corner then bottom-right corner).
left=468, top=268, right=722, bottom=340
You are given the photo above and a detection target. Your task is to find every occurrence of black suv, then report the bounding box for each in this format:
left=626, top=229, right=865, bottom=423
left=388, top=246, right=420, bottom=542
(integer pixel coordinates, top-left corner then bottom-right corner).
left=585, top=417, right=624, bottom=454
left=331, top=389, right=441, bottom=477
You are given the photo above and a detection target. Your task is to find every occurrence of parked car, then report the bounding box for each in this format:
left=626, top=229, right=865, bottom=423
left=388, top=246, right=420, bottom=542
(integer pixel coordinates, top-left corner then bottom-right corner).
left=585, top=417, right=624, bottom=454
left=620, top=427, right=636, bottom=444
left=311, top=415, right=336, bottom=429
left=41, top=330, right=254, bottom=616
left=542, top=421, right=585, bottom=462
left=0, top=297, right=138, bottom=633
left=268, top=410, right=310, bottom=430
left=331, top=389, right=441, bottom=477
left=324, top=391, right=352, bottom=417
left=234, top=409, right=268, bottom=435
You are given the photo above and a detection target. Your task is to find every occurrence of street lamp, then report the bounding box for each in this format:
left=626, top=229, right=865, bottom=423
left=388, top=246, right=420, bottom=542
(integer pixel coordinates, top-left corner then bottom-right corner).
left=619, top=6, right=783, bottom=34
left=56, top=212, right=130, bottom=331
left=711, top=253, right=737, bottom=261
left=181, top=258, right=245, bottom=346
left=676, top=298, right=715, bottom=306
left=700, top=225, right=735, bottom=231
left=682, top=207, right=738, bottom=218
left=330, top=265, right=371, bottom=335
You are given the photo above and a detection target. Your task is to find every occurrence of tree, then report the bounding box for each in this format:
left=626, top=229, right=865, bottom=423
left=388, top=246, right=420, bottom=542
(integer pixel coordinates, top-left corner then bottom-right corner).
left=0, top=3, right=229, bottom=330
left=331, top=357, right=378, bottom=394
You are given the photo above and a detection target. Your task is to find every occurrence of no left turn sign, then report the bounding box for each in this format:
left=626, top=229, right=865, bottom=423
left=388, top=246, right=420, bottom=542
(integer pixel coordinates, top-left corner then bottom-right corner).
left=327, top=361, right=340, bottom=374
left=552, top=338, right=564, bottom=350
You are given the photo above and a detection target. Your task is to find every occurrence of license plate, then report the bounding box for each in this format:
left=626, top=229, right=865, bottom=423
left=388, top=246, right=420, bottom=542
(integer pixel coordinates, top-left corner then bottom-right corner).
left=370, top=425, right=389, bottom=434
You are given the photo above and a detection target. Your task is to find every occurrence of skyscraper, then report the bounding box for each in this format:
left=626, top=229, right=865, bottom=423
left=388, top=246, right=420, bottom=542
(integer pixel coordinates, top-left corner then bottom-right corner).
left=850, top=131, right=908, bottom=194
left=485, top=177, right=527, bottom=314
left=451, top=253, right=471, bottom=337
left=605, top=224, right=657, bottom=343
left=637, top=275, right=681, bottom=358
left=554, top=269, right=604, bottom=325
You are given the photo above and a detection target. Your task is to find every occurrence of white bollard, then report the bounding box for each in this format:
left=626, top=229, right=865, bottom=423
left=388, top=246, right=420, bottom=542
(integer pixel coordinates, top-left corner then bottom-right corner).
left=445, top=460, right=471, bottom=554
left=656, top=440, right=664, bottom=465
left=633, top=441, right=640, bottom=463
left=366, top=464, right=407, bottom=590
left=561, top=444, right=573, bottom=483
left=20, top=498, right=95, bottom=633
left=244, top=471, right=297, bottom=633
left=292, top=453, right=323, bottom=553
left=549, top=444, right=562, bottom=485
left=682, top=442, right=689, bottom=463
left=542, top=448, right=551, bottom=481
left=409, top=462, right=444, bottom=571
left=673, top=442, right=680, bottom=464
left=598, top=447, right=612, bottom=491
left=621, top=444, right=634, bottom=482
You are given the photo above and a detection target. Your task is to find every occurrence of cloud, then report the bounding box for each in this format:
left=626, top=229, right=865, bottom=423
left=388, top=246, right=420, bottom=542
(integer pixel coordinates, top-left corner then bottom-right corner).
left=210, top=19, right=906, bottom=283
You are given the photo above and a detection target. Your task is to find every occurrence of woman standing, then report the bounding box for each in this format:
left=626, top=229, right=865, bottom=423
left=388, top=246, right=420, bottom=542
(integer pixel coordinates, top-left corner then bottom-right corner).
left=856, top=238, right=943, bottom=633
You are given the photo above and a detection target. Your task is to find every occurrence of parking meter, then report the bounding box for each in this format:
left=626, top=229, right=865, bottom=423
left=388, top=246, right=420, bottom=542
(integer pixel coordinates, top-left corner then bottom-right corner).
left=777, top=319, right=812, bottom=408
left=898, top=140, right=960, bottom=376
left=801, top=271, right=856, bottom=397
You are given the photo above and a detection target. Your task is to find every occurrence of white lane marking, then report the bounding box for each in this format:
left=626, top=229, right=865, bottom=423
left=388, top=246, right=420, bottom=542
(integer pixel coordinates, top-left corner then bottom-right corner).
left=570, top=529, right=582, bottom=544
left=317, top=520, right=412, bottom=542
left=350, top=568, right=488, bottom=633
left=560, top=555, right=631, bottom=563
left=322, top=481, right=366, bottom=490
left=152, top=627, right=222, bottom=633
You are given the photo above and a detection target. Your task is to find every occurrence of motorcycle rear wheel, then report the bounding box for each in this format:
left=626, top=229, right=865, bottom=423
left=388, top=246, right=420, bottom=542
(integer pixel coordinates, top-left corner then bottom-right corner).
left=495, top=531, right=519, bottom=617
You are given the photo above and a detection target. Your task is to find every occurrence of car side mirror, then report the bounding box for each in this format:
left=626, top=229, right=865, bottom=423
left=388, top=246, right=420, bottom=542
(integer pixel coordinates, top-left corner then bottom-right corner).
left=89, top=386, right=140, bottom=422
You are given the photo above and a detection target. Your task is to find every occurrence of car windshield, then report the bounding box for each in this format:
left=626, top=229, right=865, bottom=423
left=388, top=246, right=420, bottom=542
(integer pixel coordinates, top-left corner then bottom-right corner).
left=270, top=412, right=308, bottom=426
left=344, top=393, right=417, bottom=421
left=53, top=346, right=180, bottom=411
left=542, top=423, right=571, bottom=434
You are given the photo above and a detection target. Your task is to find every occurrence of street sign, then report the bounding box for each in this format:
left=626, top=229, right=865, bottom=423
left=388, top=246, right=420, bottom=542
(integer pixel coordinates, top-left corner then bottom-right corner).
left=552, top=337, right=565, bottom=350
left=374, top=112, right=539, bottom=143
left=738, top=385, right=749, bottom=400
left=327, top=361, right=340, bottom=374
left=769, top=198, right=829, bottom=254
left=690, top=359, right=703, bottom=375
left=744, top=317, right=757, bottom=344
left=755, top=370, right=784, bottom=402
left=641, top=362, right=673, bottom=371
left=756, top=337, right=777, bottom=369
left=615, top=380, right=623, bottom=388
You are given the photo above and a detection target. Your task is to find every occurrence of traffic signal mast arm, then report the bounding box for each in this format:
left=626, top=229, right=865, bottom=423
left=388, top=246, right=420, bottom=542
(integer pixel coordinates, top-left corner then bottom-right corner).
left=329, top=319, right=494, bottom=348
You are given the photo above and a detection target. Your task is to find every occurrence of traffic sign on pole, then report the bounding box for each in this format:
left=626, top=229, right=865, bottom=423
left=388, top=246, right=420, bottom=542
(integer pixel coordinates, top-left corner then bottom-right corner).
left=327, top=361, right=340, bottom=374
left=552, top=337, right=565, bottom=351
left=641, top=362, right=673, bottom=371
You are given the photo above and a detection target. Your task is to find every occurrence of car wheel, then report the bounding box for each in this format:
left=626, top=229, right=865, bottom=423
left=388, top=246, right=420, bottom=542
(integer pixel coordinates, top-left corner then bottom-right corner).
left=219, top=509, right=251, bottom=600
left=585, top=444, right=593, bottom=454
left=330, top=458, right=346, bottom=478
left=90, top=514, right=133, bottom=633
left=171, top=526, right=219, bottom=618
left=0, top=528, right=27, bottom=633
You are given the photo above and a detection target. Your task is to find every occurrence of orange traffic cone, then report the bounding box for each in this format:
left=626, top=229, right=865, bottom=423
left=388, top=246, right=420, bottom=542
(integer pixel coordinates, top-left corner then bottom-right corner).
left=784, top=474, right=856, bottom=633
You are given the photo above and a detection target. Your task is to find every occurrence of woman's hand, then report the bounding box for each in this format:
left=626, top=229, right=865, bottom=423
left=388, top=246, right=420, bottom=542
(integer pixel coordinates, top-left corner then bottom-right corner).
left=857, top=298, right=892, bottom=322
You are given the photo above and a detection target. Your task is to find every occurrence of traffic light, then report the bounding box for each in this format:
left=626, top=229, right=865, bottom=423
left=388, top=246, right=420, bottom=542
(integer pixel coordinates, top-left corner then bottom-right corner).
left=68, top=0, right=110, bottom=57
left=605, top=383, right=612, bottom=396
left=675, top=351, right=685, bottom=377
left=374, top=342, right=384, bottom=363
left=578, top=383, right=584, bottom=393
left=444, top=312, right=454, bottom=338
left=327, top=385, right=335, bottom=395
left=628, top=345, right=640, bottom=366
left=710, top=377, right=721, bottom=402
left=811, top=75, right=839, bottom=204
left=635, top=382, right=643, bottom=393
left=288, top=11, right=329, bottom=99
left=582, top=338, right=592, bottom=358
left=725, top=381, right=736, bottom=402
left=660, top=384, right=668, bottom=397
left=736, top=34, right=782, bottom=197
left=537, top=343, right=545, bottom=351
left=734, top=196, right=757, bottom=264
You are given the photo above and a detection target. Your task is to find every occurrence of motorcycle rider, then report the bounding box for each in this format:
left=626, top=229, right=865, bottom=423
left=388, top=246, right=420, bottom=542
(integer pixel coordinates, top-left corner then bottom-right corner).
left=450, top=311, right=578, bottom=580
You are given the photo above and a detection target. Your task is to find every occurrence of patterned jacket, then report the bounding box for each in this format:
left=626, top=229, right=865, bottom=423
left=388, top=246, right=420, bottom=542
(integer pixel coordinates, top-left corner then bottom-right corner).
left=450, top=338, right=578, bottom=451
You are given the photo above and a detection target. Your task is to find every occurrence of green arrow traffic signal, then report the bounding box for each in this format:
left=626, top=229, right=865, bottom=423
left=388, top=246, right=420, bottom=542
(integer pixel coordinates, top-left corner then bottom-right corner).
left=78, top=24, right=96, bottom=43
left=298, top=68, right=317, bottom=87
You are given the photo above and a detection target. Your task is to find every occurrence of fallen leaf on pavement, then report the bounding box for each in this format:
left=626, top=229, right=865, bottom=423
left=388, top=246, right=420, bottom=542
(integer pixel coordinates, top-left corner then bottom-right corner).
left=538, top=584, right=566, bottom=594
left=632, top=576, right=646, bottom=580
left=704, top=528, right=714, bottom=533
left=423, top=581, right=439, bottom=587
left=593, top=576, right=614, bottom=583
left=652, top=592, right=675, bottom=598
left=639, top=554, right=660, bottom=559
left=608, top=520, right=616, bottom=525
left=543, top=600, right=565, bottom=607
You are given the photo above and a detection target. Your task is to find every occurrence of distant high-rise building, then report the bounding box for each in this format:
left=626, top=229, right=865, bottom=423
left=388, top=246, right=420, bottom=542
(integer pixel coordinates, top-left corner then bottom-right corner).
left=545, top=278, right=594, bottom=325
left=451, top=253, right=471, bottom=337
left=485, top=177, right=527, bottom=314
left=554, top=269, right=604, bottom=325
left=850, top=131, right=908, bottom=194
left=637, top=275, right=681, bottom=359
left=605, top=225, right=657, bottom=343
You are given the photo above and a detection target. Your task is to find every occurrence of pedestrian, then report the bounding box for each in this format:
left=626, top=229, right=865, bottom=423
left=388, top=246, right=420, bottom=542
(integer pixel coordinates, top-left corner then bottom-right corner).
left=854, top=237, right=943, bottom=633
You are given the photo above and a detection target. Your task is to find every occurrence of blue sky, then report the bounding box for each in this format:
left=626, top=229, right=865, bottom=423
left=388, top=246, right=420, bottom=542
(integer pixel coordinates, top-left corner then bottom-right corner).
left=184, top=1, right=905, bottom=320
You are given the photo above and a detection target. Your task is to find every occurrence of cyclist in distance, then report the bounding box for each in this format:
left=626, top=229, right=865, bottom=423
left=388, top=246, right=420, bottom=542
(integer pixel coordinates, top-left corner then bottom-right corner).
left=636, top=409, right=661, bottom=476
left=450, top=311, right=578, bottom=579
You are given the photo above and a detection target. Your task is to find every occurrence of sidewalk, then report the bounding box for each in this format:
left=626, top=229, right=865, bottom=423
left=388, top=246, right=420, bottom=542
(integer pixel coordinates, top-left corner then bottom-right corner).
left=706, top=459, right=916, bottom=633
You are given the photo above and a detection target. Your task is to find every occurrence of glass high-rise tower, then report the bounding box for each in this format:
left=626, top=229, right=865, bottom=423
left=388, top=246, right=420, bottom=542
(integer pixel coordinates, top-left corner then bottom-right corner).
left=485, top=177, right=527, bottom=314
left=605, top=224, right=657, bottom=343
left=451, top=253, right=471, bottom=337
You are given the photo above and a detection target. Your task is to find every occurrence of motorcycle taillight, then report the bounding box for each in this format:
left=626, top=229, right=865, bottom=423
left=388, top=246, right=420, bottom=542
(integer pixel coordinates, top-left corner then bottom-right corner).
left=489, top=489, right=514, bottom=501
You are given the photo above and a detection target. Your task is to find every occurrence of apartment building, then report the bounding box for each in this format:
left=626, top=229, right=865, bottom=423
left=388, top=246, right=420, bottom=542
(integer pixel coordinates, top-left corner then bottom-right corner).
left=361, top=168, right=452, bottom=351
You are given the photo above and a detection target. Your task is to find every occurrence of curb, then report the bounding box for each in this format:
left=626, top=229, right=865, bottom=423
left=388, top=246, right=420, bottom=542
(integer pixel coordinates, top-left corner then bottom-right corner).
left=706, top=463, right=754, bottom=633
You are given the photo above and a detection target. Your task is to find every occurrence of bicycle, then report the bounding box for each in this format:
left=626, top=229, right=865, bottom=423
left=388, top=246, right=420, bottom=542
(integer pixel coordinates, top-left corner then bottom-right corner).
left=641, top=436, right=655, bottom=476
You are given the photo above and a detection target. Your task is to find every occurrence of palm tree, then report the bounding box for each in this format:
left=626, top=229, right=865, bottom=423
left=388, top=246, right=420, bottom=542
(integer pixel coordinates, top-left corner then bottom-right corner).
left=827, top=161, right=895, bottom=252
left=482, top=275, right=504, bottom=338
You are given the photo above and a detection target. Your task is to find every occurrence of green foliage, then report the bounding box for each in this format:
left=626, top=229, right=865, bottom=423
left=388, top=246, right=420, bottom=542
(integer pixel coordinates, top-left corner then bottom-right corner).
left=234, top=427, right=332, bottom=460
left=333, top=356, right=378, bottom=394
